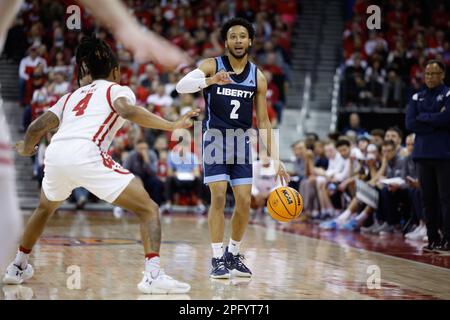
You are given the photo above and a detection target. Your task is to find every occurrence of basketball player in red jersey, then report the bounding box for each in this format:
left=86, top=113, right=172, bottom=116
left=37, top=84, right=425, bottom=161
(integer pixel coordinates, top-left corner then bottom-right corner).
left=2, top=35, right=199, bottom=293
left=0, top=0, right=191, bottom=293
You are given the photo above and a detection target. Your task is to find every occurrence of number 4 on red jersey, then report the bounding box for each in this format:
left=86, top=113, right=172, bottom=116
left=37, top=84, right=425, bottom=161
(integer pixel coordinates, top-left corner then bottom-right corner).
left=72, top=93, right=93, bottom=116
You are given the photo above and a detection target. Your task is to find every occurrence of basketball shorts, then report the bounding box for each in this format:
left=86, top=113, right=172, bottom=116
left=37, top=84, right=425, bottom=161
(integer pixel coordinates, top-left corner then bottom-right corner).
left=42, top=140, right=134, bottom=203
left=202, top=129, right=253, bottom=186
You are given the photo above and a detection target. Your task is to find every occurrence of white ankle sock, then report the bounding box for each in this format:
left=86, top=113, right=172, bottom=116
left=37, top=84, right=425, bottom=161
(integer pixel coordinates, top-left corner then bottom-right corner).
left=228, top=239, right=241, bottom=255
left=145, top=256, right=161, bottom=274
left=336, top=209, right=351, bottom=223
left=211, top=243, right=223, bottom=258
left=14, top=250, right=29, bottom=270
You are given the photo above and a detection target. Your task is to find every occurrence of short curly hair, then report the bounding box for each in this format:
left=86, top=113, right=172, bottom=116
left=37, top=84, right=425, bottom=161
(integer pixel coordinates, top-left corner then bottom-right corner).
left=220, top=17, right=255, bottom=42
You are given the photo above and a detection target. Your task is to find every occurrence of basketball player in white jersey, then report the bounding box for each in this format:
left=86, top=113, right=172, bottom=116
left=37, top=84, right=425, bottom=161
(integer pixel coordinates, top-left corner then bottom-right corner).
left=0, top=0, right=190, bottom=292
left=2, top=36, right=198, bottom=294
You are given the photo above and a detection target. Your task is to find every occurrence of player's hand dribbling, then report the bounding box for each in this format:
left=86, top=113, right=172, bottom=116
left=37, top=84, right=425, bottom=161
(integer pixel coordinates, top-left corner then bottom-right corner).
left=173, top=108, right=201, bottom=130
left=274, top=160, right=291, bottom=186
left=208, top=70, right=235, bottom=86
left=15, top=140, right=37, bottom=157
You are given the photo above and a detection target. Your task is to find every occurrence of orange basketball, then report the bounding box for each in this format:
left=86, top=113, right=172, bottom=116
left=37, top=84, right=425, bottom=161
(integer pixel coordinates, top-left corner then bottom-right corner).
left=266, top=186, right=303, bottom=222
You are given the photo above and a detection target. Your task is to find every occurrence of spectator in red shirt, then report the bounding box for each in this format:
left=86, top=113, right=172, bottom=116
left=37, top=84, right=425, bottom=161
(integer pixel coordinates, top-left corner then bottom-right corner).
left=262, top=51, right=287, bottom=105
left=264, top=69, right=284, bottom=124
left=157, top=150, right=169, bottom=183
left=22, top=64, right=47, bottom=131
left=129, top=76, right=150, bottom=106
left=18, top=44, right=47, bottom=105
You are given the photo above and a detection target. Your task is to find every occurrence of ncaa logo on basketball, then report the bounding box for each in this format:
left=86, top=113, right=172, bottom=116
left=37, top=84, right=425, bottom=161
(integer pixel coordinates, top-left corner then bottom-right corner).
left=282, top=190, right=293, bottom=205
left=267, top=187, right=304, bottom=222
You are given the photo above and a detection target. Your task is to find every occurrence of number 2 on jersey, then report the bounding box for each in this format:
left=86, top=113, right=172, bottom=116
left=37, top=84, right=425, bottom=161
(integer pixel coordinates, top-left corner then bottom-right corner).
left=72, top=93, right=93, bottom=116
left=230, top=100, right=240, bottom=119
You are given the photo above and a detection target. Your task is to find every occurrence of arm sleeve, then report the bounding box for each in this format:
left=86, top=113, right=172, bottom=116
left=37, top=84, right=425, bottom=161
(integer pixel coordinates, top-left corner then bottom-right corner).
left=110, top=85, right=137, bottom=106
left=47, top=93, right=70, bottom=122
left=175, top=68, right=208, bottom=93
left=405, top=93, right=434, bottom=133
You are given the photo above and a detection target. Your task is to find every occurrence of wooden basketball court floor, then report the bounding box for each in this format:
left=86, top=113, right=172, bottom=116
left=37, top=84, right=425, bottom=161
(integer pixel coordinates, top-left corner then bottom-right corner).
left=1, top=210, right=450, bottom=300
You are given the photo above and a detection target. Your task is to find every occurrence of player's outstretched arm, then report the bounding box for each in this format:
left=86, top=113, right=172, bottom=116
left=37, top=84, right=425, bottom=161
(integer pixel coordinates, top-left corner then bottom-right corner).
left=76, top=0, right=190, bottom=69
left=16, top=111, right=59, bottom=157
left=113, top=97, right=200, bottom=131
left=255, top=68, right=290, bottom=186
left=176, top=58, right=234, bottom=94
left=0, top=0, right=23, bottom=53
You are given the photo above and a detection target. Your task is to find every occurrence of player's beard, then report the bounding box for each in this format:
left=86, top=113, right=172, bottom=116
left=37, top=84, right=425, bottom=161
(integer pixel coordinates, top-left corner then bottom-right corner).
left=229, top=47, right=249, bottom=60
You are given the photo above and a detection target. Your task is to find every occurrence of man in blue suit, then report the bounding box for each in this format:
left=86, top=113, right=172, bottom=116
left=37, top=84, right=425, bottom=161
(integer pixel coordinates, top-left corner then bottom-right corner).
left=405, top=60, right=450, bottom=254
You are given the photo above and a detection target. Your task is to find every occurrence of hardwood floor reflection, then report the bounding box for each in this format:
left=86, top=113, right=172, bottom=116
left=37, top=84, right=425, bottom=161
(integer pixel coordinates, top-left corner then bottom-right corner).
left=1, top=211, right=449, bottom=300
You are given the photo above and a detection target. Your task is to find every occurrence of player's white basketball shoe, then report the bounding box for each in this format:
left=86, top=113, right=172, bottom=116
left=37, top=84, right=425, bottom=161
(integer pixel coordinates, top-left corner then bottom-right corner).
left=2, top=285, right=34, bottom=300
left=3, top=263, right=34, bottom=285
left=137, top=269, right=191, bottom=294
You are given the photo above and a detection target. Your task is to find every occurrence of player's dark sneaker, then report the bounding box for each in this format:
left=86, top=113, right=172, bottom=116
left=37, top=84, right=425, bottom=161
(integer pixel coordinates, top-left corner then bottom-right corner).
left=210, top=257, right=230, bottom=279
left=422, top=240, right=441, bottom=253
left=223, top=246, right=252, bottom=277
left=435, top=240, right=450, bottom=255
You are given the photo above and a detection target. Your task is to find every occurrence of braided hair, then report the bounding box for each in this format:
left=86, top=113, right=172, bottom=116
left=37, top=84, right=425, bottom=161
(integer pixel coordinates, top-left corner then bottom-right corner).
left=75, top=35, right=118, bottom=86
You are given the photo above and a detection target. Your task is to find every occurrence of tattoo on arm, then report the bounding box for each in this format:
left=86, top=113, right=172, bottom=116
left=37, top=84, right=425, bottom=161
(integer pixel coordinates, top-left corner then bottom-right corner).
left=29, top=111, right=59, bottom=132
left=24, top=111, right=60, bottom=149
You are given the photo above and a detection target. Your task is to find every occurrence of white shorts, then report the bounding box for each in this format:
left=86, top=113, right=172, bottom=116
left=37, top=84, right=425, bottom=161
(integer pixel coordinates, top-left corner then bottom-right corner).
left=42, top=141, right=135, bottom=203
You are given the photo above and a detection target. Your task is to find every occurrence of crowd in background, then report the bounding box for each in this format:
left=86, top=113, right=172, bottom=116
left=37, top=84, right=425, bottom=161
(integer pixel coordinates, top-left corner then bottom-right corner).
left=3, top=0, right=296, bottom=211
left=341, top=0, right=450, bottom=108
left=4, top=0, right=442, bottom=244
left=285, top=112, right=427, bottom=242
